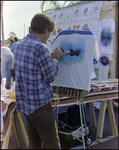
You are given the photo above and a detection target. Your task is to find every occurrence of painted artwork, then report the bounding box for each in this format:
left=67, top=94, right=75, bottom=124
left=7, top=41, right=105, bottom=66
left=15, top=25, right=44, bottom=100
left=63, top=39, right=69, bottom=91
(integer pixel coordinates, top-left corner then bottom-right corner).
left=100, top=27, right=113, bottom=47
left=46, top=36, right=56, bottom=53
left=82, top=24, right=89, bottom=31
left=99, top=18, right=115, bottom=54
left=58, top=36, right=85, bottom=65
left=65, top=8, right=73, bottom=22
left=73, top=25, right=80, bottom=31
left=57, top=27, right=63, bottom=33
left=100, top=56, right=109, bottom=66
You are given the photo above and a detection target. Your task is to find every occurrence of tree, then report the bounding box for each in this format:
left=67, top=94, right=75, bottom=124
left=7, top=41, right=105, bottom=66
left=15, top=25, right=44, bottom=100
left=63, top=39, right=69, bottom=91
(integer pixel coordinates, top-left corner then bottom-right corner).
left=40, top=1, right=78, bottom=13
left=8, top=31, right=16, bottom=39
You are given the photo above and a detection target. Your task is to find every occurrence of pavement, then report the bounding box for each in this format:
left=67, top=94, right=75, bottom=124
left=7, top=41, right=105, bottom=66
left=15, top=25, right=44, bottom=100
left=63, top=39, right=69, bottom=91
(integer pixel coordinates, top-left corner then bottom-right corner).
left=1, top=100, right=118, bottom=149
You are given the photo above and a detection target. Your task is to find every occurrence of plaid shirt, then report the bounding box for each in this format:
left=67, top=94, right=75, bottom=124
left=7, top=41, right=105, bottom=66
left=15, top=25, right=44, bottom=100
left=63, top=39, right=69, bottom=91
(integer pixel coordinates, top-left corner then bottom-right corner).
left=14, top=34, right=59, bottom=115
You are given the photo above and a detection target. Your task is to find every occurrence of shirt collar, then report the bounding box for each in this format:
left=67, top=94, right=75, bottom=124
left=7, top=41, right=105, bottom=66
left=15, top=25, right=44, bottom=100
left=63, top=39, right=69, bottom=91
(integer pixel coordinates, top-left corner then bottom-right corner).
left=26, top=34, right=41, bottom=43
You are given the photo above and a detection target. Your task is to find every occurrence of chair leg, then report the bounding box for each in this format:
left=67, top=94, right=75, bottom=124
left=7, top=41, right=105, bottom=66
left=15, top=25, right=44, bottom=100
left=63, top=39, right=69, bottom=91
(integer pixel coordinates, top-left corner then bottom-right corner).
left=11, top=114, right=21, bottom=148
left=2, top=114, right=14, bottom=149
left=96, top=101, right=107, bottom=142
left=89, top=102, right=97, bottom=127
left=107, top=100, right=118, bottom=136
left=16, top=112, right=29, bottom=149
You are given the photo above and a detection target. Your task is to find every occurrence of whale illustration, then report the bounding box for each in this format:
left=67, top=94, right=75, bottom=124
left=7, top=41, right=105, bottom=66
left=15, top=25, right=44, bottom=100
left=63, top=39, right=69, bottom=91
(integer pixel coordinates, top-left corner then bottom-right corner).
left=61, top=47, right=81, bottom=56
left=66, top=49, right=81, bottom=56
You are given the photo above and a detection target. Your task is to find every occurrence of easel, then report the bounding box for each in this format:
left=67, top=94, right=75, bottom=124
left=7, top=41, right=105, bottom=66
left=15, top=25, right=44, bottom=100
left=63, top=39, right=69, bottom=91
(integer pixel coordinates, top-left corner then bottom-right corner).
left=53, top=88, right=90, bottom=149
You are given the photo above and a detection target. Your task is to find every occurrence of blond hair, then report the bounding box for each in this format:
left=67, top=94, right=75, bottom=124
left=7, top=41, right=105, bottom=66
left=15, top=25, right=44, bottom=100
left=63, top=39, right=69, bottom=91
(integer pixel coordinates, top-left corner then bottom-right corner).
left=30, top=13, right=55, bottom=34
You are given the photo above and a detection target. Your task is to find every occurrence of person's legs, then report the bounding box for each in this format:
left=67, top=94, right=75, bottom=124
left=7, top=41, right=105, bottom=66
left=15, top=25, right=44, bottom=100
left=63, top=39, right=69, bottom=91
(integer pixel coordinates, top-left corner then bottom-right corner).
left=1, top=101, right=4, bottom=142
left=24, top=113, right=43, bottom=149
left=1, top=101, right=4, bottom=132
left=35, top=103, right=60, bottom=149
left=1, top=58, right=7, bottom=79
left=6, top=57, right=13, bottom=87
left=25, top=103, right=60, bottom=149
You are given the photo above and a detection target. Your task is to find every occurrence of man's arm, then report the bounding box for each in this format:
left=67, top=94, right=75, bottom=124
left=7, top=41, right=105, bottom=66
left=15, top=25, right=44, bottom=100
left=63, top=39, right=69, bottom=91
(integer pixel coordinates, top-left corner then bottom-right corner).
left=37, top=47, right=62, bottom=83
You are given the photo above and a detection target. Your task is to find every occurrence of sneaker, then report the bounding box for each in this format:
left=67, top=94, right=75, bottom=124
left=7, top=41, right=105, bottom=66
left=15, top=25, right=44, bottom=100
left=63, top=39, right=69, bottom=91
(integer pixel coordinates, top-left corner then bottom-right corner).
left=94, top=107, right=99, bottom=111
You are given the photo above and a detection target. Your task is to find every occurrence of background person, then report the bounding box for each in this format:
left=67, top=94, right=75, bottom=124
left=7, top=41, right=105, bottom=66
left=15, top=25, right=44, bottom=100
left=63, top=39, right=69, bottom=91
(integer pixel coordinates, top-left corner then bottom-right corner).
left=1, top=44, right=14, bottom=89
left=14, top=13, right=63, bottom=149
left=9, top=39, right=14, bottom=48
left=10, top=37, right=19, bottom=54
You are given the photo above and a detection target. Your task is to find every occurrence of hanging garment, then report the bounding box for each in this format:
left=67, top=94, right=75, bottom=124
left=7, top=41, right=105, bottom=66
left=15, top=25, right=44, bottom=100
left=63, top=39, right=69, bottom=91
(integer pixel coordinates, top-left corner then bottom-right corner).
left=98, top=53, right=113, bottom=79
left=99, top=17, right=115, bottom=54
left=51, top=30, right=100, bottom=91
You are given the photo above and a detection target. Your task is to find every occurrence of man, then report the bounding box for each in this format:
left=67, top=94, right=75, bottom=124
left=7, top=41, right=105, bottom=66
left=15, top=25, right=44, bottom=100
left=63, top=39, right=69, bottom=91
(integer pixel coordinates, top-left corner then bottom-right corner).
left=10, top=37, right=19, bottom=54
left=14, top=13, right=63, bottom=149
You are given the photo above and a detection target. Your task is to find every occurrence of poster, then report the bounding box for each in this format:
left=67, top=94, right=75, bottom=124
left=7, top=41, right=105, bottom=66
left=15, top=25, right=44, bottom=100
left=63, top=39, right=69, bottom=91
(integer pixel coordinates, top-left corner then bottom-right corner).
left=57, top=10, right=66, bottom=23
left=71, top=6, right=81, bottom=21
left=81, top=4, right=91, bottom=20
left=90, top=2, right=103, bottom=19
left=65, top=8, right=73, bottom=22
left=52, top=12, right=58, bottom=23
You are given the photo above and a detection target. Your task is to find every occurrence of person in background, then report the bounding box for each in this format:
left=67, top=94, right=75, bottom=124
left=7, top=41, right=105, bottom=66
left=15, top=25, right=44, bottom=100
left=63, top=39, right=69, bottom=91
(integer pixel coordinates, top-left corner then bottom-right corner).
left=1, top=54, right=4, bottom=141
left=0, top=56, right=2, bottom=83
left=10, top=37, right=19, bottom=54
left=14, top=13, right=63, bottom=149
left=9, top=39, right=14, bottom=48
left=1, top=44, right=14, bottom=89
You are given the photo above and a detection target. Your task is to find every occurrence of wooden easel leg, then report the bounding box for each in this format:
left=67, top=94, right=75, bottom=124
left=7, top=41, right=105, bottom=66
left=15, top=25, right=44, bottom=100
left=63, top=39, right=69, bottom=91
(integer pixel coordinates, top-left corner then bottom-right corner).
left=107, top=100, right=118, bottom=136
left=2, top=114, right=14, bottom=149
left=11, top=114, right=21, bottom=148
left=89, top=102, right=97, bottom=127
left=96, top=100, right=107, bottom=142
left=16, top=112, right=29, bottom=149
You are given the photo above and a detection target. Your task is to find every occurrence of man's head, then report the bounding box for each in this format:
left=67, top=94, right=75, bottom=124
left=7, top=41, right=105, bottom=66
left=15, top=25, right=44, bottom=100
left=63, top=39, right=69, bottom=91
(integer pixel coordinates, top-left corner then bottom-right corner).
left=14, top=37, right=18, bottom=42
left=9, top=39, right=14, bottom=45
left=30, top=13, right=55, bottom=34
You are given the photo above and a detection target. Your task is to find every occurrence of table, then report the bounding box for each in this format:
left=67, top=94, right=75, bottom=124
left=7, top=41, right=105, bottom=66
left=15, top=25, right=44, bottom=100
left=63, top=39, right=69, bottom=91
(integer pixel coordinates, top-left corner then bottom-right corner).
left=1, top=91, right=28, bottom=149
left=1, top=78, right=118, bottom=149
left=82, top=79, right=118, bottom=142
left=51, top=78, right=118, bottom=142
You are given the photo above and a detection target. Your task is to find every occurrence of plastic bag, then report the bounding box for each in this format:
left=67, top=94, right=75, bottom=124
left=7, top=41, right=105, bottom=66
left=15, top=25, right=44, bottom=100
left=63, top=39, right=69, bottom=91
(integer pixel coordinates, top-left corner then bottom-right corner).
left=10, top=81, right=16, bottom=99
left=1, top=78, right=6, bottom=96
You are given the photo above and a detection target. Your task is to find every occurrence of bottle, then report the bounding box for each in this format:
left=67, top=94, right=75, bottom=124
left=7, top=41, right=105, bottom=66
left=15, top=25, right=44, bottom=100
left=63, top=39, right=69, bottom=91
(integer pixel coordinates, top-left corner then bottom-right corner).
left=12, top=91, right=16, bottom=99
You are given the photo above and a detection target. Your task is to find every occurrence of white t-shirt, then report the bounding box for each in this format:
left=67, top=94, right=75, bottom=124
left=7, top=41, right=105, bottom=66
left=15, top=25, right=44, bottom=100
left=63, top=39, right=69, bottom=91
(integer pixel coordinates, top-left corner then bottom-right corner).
left=99, top=17, right=115, bottom=54
left=51, top=30, right=100, bottom=91
left=1, top=46, right=13, bottom=58
left=98, top=53, right=113, bottom=79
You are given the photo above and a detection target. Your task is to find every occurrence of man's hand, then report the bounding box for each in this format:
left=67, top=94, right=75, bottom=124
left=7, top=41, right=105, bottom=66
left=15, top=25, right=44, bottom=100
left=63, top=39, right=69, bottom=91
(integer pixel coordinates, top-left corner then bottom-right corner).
left=52, top=47, right=63, bottom=60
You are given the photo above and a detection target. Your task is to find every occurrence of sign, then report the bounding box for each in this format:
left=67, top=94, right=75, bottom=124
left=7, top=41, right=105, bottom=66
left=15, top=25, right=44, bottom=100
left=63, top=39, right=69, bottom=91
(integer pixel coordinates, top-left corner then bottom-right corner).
left=52, top=86, right=88, bottom=99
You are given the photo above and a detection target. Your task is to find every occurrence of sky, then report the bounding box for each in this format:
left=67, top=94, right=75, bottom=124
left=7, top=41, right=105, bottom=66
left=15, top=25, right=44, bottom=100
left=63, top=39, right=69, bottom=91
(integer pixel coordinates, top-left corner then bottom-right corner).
left=2, top=1, right=66, bottom=40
